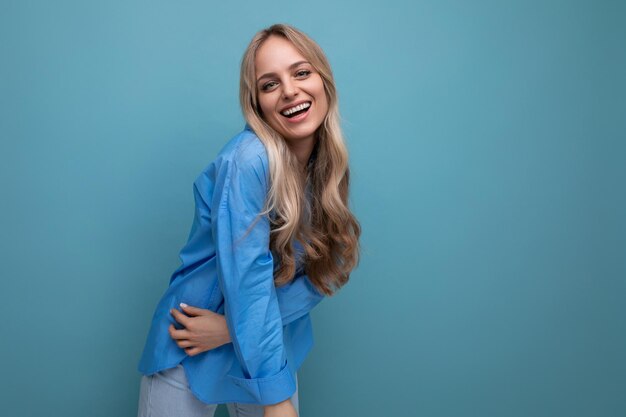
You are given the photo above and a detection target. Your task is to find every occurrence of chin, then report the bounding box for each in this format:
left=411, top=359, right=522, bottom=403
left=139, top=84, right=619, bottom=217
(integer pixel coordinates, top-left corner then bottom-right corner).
left=283, top=126, right=318, bottom=141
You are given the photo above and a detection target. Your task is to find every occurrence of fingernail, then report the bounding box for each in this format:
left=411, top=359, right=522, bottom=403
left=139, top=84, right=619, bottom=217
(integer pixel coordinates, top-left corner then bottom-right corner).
left=180, top=302, right=188, bottom=308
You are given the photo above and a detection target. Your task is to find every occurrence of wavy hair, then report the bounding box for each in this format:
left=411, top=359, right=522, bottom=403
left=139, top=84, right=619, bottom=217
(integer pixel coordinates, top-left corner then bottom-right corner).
left=239, top=23, right=360, bottom=296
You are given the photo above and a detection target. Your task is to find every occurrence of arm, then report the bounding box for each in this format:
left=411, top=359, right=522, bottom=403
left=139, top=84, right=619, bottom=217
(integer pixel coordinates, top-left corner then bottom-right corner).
left=169, top=277, right=324, bottom=356
left=169, top=273, right=324, bottom=354
left=168, top=164, right=324, bottom=356
left=210, top=152, right=296, bottom=405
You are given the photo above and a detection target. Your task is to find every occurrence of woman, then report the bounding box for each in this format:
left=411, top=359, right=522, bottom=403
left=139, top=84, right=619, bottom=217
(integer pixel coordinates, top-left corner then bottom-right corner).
left=137, top=23, right=360, bottom=417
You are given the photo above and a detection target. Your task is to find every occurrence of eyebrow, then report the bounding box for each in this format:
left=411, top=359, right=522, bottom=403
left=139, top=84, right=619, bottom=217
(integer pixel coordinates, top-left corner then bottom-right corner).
left=256, top=60, right=311, bottom=84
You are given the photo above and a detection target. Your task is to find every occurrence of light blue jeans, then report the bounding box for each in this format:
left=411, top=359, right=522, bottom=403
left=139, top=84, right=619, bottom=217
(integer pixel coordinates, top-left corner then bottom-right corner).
left=137, top=364, right=299, bottom=417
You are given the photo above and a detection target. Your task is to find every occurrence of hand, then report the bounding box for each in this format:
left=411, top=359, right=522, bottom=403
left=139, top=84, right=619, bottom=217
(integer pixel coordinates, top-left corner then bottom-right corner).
left=168, top=303, right=231, bottom=357
left=264, top=399, right=298, bottom=417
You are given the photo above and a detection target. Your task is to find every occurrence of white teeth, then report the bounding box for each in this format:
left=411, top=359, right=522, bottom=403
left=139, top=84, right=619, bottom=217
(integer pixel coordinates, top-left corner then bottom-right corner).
left=281, top=102, right=311, bottom=116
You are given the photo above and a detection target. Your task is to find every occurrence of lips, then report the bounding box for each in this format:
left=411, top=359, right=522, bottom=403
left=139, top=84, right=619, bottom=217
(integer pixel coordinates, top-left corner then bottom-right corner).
left=280, top=101, right=312, bottom=118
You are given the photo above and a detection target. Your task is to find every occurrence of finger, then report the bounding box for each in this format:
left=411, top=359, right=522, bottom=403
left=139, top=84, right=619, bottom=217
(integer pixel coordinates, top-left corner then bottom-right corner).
left=168, top=324, right=191, bottom=340
left=175, top=339, right=194, bottom=348
left=186, top=347, right=201, bottom=357
left=180, top=303, right=212, bottom=317
left=170, top=308, right=191, bottom=327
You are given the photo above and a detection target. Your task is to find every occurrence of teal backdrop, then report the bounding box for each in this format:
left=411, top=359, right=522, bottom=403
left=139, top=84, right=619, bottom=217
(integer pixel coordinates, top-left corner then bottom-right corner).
left=1, top=1, right=624, bottom=416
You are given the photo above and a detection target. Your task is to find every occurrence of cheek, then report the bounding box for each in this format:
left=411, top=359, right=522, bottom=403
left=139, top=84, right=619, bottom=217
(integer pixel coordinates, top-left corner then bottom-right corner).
left=312, top=79, right=328, bottom=110
left=316, top=88, right=329, bottom=116
left=257, top=97, right=275, bottom=119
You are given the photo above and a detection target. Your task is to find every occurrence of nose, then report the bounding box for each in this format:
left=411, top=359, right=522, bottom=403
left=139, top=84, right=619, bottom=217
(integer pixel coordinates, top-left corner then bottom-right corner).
left=281, top=79, right=298, bottom=99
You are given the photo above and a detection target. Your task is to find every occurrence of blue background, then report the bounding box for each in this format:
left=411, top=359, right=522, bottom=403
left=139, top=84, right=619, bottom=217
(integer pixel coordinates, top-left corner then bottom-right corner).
left=1, top=1, right=625, bottom=416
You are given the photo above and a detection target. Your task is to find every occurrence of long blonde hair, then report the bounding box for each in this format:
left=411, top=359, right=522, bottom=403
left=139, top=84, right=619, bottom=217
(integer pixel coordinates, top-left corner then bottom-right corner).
left=239, top=23, right=360, bottom=296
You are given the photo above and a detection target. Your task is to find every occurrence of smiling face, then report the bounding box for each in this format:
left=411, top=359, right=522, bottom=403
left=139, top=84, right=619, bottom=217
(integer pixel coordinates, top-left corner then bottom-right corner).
left=255, top=35, right=329, bottom=149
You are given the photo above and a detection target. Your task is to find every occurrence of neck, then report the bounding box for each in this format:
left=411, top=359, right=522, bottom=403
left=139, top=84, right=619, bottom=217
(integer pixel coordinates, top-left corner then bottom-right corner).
left=287, top=135, right=316, bottom=170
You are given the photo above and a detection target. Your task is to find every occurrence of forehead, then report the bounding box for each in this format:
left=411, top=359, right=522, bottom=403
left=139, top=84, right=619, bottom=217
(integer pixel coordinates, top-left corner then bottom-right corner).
left=254, top=36, right=307, bottom=74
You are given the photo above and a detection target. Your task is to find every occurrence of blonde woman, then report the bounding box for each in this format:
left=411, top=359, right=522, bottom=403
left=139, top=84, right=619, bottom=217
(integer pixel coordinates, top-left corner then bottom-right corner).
left=137, top=23, right=360, bottom=417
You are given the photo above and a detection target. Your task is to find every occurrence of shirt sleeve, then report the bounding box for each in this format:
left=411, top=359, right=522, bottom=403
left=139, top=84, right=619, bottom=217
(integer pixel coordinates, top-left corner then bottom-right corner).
left=187, top=158, right=324, bottom=326
left=211, top=151, right=296, bottom=405
left=187, top=180, right=324, bottom=326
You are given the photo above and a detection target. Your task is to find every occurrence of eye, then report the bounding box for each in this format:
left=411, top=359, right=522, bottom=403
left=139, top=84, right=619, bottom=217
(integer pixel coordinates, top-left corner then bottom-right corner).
left=296, top=69, right=311, bottom=77
left=261, top=81, right=278, bottom=91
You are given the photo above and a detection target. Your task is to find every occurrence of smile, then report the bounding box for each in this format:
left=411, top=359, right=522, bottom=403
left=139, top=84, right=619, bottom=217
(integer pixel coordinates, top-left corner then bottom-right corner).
left=281, top=101, right=311, bottom=118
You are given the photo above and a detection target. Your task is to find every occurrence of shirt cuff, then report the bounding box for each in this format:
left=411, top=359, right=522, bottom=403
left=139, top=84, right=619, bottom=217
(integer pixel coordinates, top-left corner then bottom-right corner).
left=225, top=361, right=296, bottom=405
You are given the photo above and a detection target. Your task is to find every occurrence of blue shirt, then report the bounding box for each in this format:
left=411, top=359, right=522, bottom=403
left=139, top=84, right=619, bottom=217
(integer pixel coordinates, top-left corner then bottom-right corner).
left=138, top=125, right=325, bottom=405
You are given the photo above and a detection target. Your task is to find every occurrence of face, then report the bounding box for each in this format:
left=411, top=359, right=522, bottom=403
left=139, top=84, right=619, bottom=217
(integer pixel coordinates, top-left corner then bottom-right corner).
left=255, top=35, right=329, bottom=147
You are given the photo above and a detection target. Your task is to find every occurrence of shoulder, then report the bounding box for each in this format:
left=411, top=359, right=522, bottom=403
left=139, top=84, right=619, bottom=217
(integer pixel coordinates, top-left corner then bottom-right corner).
left=220, top=126, right=268, bottom=167
left=195, top=125, right=270, bottom=194
left=210, top=126, right=269, bottom=176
